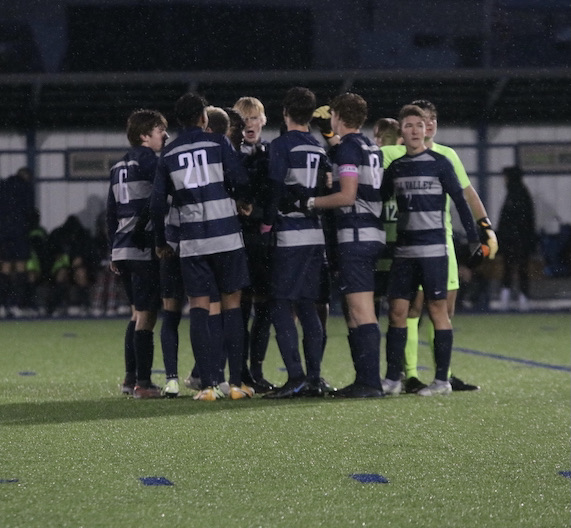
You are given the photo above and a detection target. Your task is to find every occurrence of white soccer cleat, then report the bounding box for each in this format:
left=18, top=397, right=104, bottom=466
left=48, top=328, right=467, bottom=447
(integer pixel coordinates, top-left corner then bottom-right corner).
left=381, top=378, right=402, bottom=396
left=162, top=379, right=179, bottom=398
left=418, top=379, right=452, bottom=396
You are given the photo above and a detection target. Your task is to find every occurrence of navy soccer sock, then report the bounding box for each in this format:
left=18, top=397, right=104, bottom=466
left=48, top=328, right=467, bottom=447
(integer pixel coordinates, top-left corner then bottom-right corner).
left=433, top=329, right=453, bottom=381
left=347, top=328, right=359, bottom=383
left=270, top=299, right=305, bottom=380
left=134, top=329, right=154, bottom=384
left=352, top=323, right=382, bottom=389
left=189, top=307, right=215, bottom=387
left=296, top=300, right=324, bottom=382
left=160, top=310, right=181, bottom=379
left=124, top=320, right=136, bottom=383
left=385, top=326, right=407, bottom=381
left=250, top=301, right=271, bottom=380
left=223, top=307, right=245, bottom=387
left=208, top=312, right=225, bottom=383
left=240, top=297, right=252, bottom=375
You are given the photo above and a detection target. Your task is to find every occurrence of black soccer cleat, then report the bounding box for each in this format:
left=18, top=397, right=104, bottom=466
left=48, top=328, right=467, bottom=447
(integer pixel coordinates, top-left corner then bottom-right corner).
left=331, top=382, right=384, bottom=399
left=299, top=377, right=337, bottom=397
left=404, top=376, right=428, bottom=394
left=250, top=377, right=275, bottom=394
left=263, top=378, right=308, bottom=399
left=449, top=376, right=480, bottom=391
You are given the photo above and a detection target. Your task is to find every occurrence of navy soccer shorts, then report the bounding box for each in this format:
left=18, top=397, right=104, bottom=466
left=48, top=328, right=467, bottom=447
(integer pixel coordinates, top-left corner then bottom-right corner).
left=387, top=256, right=448, bottom=301
left=244, top=242, right=271, bottom=298
left=337, top=241, right=384, bottom=295
left=181, top=248, right=250, bottom=298
left=374, top=270, right=390, bottom=299
left=160, top=254, right=185, bottom=301
left=270, top=244, right=324, bottom=301
left=115, top=259, right=161, bottom=312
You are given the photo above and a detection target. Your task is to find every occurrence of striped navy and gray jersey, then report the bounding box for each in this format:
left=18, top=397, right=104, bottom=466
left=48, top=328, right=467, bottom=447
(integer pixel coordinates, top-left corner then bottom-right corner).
left=330, top=132, right=385, bottom=245
left=151, top=127, right=249, bottom=258
left=381, top=149, right=476, bottom=259
left=107, top=146, right=157, bottom=262
left=267, top=130, right=328, bottom=248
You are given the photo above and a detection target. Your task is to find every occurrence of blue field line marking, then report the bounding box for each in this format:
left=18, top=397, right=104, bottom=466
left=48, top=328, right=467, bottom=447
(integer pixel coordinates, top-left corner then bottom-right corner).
left=451, top=344, right=571, bottom=372
left=419, top=340, right=571, bottom=371
left=350, top=473, right=389, bottom=484
left=139, top=477, right=173, bottom=486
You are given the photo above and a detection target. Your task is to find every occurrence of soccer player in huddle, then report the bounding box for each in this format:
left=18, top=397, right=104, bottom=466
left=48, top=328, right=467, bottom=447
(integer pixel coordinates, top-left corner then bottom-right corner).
left=232, top=96, right=275, bottom=393
left=107, top=109, right=168, bottom=399
left=380, top=104, right=483, bottom=396
left=160, top=106, right=233, bottom=398
left=303, top=92, right=386, bottom=398
left=261, top=86, right=330, bottom=398
left=381, top=100, right=497, bottom=393
left=150, top=92, right=253, bottom=401
left=372, top=118, right=401, bottom=318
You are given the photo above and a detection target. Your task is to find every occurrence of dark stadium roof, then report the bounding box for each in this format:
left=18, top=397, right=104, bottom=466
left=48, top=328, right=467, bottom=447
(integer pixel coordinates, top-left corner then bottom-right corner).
left=0, top=68, right=569, bottom=130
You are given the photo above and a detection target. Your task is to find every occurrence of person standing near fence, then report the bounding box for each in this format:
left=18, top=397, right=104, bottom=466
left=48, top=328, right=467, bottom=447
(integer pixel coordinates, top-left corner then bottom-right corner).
left=497, top=165, right=536, bottom=311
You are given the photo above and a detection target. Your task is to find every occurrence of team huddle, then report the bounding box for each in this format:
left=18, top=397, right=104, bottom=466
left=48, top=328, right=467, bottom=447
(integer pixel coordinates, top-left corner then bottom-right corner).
left=107, top=88, right=498, bottom=401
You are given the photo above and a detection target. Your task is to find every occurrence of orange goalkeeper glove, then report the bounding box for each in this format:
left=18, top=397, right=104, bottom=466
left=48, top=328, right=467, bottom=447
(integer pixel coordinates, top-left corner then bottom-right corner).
left=477, top=217, right=498, bottom=259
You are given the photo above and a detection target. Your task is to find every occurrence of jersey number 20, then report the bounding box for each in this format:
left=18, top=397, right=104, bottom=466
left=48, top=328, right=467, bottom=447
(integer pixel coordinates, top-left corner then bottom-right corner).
left=179, top=150, right=209, bottom=189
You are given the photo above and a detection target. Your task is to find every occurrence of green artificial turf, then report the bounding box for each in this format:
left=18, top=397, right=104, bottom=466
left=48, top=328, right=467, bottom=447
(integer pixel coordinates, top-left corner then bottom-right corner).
left=0, top=313, right=569, bottom=527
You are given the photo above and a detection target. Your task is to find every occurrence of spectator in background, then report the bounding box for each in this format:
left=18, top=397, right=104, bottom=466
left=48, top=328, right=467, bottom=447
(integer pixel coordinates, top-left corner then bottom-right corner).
left=46, top=215, right=98, bottom=316
left=0, top=167, right=35, bottom=318
left=26, top=208, right=50, bottom=316
left=497, top=165, right=536, bottom=311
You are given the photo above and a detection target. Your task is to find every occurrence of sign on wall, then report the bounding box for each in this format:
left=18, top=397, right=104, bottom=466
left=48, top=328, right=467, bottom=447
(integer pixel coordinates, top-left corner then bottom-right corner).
left=517, top=143, right=571, bottom=173
left=67, top=150, right=123, bottom=180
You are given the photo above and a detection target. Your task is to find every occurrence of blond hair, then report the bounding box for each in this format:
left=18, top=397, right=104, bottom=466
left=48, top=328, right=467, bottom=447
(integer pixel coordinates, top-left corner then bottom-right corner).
left=233, top=97, right=267, bottom=125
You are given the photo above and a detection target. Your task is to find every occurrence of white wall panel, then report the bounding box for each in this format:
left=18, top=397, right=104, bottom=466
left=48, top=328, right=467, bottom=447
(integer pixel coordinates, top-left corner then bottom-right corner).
left=487, top=147, right=516, bottom=173
left=437, top=128, right=477, bottom=144
left=453, top=147, right=478, bottom=173
left=37, top=153, right=65, bottom=179
left=489, top=126, right=571, bottom=144
left=0, top=134, right=26, bottom=149
left=0, top=154, right=27, bottom=179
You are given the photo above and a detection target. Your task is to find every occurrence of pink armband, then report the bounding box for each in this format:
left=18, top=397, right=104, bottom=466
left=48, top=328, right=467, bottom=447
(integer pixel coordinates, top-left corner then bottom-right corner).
left=339, top=164, right=359, bottom=178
